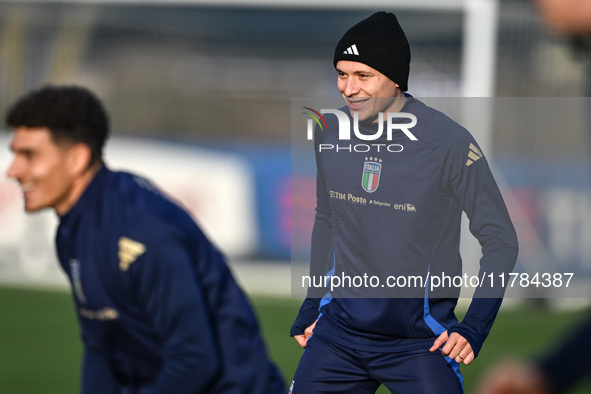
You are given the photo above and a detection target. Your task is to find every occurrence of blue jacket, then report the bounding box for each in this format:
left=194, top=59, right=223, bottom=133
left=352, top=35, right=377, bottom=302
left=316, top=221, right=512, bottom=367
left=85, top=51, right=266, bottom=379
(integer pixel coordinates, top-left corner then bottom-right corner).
left=292, top=97, right=518, bottom=357
left=56, top=166, right=284, bottom=393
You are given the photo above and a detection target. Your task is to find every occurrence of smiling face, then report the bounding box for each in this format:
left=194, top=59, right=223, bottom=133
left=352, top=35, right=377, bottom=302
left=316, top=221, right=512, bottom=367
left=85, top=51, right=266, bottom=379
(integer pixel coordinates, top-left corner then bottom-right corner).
left=7, top=127, right=91, bottom=215
left=336, top=60, right=406, bottom=122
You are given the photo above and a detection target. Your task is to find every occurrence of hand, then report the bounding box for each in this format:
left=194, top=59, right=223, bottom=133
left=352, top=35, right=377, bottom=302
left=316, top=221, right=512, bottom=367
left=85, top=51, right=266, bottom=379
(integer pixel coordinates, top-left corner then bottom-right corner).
left=294, top=319, right=317, bottom=348
left=430, top=331, right=475, bottom=365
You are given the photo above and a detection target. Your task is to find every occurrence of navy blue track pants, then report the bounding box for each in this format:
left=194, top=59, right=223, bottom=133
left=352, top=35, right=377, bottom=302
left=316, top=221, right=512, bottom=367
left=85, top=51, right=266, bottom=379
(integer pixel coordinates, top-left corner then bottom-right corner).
left=290, top=335, right=464, bottom=394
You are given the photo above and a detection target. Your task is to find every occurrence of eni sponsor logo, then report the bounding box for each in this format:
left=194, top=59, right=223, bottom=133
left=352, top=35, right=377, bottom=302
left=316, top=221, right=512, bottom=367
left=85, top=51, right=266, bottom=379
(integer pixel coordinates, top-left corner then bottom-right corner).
left=118, top=236, right=146, bottom=271
left=393, top=203, right=416, bottom=213
left=80, top=307, right=119, bottom=321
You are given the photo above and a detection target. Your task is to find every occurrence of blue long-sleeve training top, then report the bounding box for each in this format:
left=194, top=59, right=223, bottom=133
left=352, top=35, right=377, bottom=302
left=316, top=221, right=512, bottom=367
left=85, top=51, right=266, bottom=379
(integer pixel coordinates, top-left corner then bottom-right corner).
left=292, top=96, right=519, bottom=357
left=56, top=166, right=284, bottom=394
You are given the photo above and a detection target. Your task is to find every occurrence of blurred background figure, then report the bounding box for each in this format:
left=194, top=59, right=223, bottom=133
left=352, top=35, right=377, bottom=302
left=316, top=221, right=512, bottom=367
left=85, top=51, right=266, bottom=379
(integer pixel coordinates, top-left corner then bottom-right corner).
left=535, top=0, right=591, bottom=96
left=477, top=1, right=591, bottom=393
left=476, top=315, right=591, bottom=394
left=478, top=319, right=591, bottom=394
left=535, top=0, right=591, bottom=35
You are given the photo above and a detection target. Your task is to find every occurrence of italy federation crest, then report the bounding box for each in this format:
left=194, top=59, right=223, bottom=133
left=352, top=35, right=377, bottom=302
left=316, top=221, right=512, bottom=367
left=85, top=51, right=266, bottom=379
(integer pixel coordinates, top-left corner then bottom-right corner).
left=362, top=157, right=382, bottom=193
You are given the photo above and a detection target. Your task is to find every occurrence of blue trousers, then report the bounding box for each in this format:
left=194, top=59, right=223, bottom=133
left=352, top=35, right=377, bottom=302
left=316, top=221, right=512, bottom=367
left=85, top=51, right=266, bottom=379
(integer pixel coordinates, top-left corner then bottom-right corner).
left=290, top=335, right=464, bottom=394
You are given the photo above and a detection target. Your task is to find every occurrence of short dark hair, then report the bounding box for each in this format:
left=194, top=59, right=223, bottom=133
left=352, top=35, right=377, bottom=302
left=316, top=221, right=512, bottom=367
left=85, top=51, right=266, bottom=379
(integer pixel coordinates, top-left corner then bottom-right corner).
left=5, top=85, right=110, bottom=166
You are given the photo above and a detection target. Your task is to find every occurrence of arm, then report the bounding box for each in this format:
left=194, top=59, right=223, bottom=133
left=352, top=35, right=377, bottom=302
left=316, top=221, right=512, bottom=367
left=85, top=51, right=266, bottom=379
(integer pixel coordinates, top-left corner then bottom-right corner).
left=290, top=131, right=333, bottom=346
left=81, top=347, right=121, bottom=394
left=432, top=132, right=519, bottom=363
left=132, top=231, right=221, bottom=393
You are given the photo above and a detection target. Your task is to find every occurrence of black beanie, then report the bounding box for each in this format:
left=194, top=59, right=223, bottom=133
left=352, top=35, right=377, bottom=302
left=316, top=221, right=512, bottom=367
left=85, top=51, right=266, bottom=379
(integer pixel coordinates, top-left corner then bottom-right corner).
left=333, top=11, right=411, bottom=91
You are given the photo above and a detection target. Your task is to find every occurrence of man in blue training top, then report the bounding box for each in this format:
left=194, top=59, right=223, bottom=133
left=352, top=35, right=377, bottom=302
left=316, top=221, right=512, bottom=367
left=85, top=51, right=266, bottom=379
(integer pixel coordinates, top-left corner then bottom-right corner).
left=5, top=85, right=285, bottom=394
left=290, top=12, right=519, bottom=393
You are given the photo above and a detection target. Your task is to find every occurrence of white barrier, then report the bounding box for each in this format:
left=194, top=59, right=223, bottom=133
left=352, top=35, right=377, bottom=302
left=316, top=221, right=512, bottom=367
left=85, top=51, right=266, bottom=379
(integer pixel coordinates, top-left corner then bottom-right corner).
left=0, top=134, right=258, bottom=289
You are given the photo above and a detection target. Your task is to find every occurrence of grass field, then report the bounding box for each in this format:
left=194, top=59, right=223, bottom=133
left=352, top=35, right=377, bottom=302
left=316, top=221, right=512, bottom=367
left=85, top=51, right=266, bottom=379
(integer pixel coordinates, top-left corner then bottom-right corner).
left=0, top=286, right=588, bottom=393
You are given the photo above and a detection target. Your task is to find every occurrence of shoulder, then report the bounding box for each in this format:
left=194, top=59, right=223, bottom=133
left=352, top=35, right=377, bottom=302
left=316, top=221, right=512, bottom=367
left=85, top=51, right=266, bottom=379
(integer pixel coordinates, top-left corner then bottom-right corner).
left=405, top=99, right=483, bottom=165
left=405, top=99, right=473, bottom=144
left=102, top=168, right=197, bottom=246
left=109, top=170, right=186, bottom=215
left=107, top=171, right=213, bottom=275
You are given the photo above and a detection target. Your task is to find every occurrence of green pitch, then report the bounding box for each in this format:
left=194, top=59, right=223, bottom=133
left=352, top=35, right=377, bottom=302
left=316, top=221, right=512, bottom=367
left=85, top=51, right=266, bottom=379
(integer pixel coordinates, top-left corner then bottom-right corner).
left=0, top=286, right=588, bottom=393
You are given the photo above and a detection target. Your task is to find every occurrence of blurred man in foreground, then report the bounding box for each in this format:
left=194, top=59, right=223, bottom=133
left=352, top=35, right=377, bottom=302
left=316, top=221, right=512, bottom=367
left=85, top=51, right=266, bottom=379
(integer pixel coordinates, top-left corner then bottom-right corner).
left=5, top=85, right=285, bottom=394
